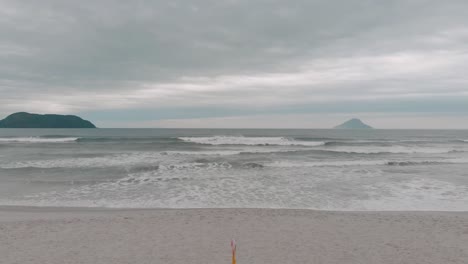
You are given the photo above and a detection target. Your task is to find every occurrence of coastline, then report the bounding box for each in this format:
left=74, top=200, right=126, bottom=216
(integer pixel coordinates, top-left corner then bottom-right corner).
left=1, top=207, right=467, bottom=264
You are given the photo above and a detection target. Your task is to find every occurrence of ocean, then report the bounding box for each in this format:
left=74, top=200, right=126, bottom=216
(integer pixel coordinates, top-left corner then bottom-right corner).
left=0, top=128, right=467, bottom=211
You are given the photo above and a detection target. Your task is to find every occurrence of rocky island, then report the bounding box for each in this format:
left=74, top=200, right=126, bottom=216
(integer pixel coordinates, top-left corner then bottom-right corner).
left=0, top=112, right=96, bottom=128
left=334, top=118, right=373, bottom=129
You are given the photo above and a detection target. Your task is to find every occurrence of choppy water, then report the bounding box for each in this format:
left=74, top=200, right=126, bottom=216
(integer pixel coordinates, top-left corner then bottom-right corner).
left=0, top=128, right=467, bottom=210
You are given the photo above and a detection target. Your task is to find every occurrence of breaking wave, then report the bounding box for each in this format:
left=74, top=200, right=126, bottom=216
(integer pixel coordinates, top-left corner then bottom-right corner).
left=269, top=158, right=468, bottom=168
left=386, top=158, right=468, bottom=166
left=0, top=137, right=79, bottom=143
left=317, top=145, right=459, bottom=154
left=269, top=160, right=389, bottom=167
left=178, top=136, right=325, bottom=146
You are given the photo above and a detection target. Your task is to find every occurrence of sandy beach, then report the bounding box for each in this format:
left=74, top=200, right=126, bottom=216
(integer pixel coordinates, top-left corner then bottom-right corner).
left=0, top=207, right=467, bottom=264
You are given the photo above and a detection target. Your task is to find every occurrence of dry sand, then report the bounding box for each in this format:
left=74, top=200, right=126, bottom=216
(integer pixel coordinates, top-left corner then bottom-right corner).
left=1, top=207, right=467, bottom=264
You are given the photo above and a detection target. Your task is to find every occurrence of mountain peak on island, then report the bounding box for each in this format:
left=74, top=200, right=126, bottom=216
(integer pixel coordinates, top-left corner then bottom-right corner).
left=0, top=112, right=96, bottom=128
left=334, top=118, right=373, bottom=129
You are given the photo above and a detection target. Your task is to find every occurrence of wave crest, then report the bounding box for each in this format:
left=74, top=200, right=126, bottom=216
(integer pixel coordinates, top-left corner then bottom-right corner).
left=0, top=137, right=79, bottom=143
left=318, top=146, right=458, bottom=154
left=178, top=136, right=325, bottom=146
left=269, top=158, right=468, bottom=168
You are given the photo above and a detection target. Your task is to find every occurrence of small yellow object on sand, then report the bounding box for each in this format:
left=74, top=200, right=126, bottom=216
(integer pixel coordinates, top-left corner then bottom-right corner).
left=231, top=239, right=236, bottom=264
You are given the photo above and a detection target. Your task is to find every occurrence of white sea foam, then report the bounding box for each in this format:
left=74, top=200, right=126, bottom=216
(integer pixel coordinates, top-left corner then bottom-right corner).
left=178, top=136, right=325, bottom=146
left=269, top=158, right=468, bottom=168
left=0, top=137, right=79, bottom=143
left=164, top=148, right=301, bottom=156
left=0, top=148, right=294, bottom=169
left=0, top=148, right=257, bottom=169
left=4, top=172, right=468, bottom=211
left=361, top=178, right=468, bottom=211
left=0, top=152, right=168, bottom=169
left=163, top=150, right=241, bottom=156
left=319, top=145, right=457, bottom=154
left=269, top=160, right=389, bottom=168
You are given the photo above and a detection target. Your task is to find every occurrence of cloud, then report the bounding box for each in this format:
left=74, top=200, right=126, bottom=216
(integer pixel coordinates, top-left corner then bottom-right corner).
left=0, top=0, right=467, bottom=127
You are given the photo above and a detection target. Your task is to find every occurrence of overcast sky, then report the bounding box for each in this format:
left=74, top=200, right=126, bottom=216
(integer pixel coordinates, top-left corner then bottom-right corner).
left=1, top=0, right=467, bottom=128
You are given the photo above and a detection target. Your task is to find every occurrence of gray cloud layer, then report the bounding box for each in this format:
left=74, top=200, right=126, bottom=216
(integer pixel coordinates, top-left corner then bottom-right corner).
left=1, top=0, right=467, bottom=127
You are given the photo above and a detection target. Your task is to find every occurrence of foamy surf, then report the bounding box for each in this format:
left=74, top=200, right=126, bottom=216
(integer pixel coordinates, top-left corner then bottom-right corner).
left=317, top=145, right=460, bottom=154
left=1, top=128, right=468, bottom=211
left=178, top=136, right=325, bottom=146
left=268, top=158, right=468, bottom=168
left=0, top=137, right=79, bottom=143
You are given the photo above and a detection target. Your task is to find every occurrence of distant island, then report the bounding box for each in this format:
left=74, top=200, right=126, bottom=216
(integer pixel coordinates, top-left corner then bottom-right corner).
left=0, top=112, right=96, bottom=128
left=334, top=118, right=373, bottom=129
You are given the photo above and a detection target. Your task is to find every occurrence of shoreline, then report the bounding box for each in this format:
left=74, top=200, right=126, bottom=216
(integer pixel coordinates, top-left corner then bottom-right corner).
left=1, top=207, right=467, bottom=264
left=1, top=205, right=467, bottom=220
left=3, top=204, right=468, bottom=211
left=4, top=204, right=468, bottom=212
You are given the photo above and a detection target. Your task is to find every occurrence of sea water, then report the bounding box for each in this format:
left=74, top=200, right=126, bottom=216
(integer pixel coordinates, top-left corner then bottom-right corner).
left=0, top=128, right=467, bottom=210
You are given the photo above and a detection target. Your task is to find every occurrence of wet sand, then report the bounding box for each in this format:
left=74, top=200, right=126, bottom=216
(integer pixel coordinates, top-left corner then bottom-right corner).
left=1, top=207, right=467, bottom=264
